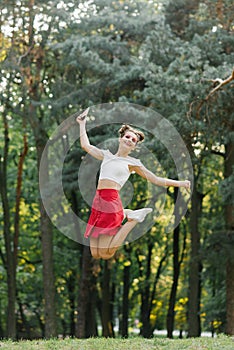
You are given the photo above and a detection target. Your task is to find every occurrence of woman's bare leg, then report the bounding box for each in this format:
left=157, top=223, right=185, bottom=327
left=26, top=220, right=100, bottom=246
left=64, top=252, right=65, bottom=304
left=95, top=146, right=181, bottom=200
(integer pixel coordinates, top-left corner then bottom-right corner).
left=90, top=220, right=139, bottom=260
left=98, top=235, right=116, bottom=260
left=90, top=237, right=100, bottom=259
left=107, top=220, right=137, bottom=255
left=96, top=220, right=138, bottom=259
left=90, top=236, right=116, bottom=260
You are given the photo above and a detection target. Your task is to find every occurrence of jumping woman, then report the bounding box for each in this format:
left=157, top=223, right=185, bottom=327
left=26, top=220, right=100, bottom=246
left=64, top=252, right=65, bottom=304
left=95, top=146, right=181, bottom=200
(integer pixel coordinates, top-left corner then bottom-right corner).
left=76, top=108, right=190, bottom=260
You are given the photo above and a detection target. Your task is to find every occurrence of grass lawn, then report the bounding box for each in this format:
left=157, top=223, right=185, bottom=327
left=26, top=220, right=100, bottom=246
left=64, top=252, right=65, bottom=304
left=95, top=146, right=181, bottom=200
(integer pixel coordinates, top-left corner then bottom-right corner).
left=0, top=335, right=234, bottom=350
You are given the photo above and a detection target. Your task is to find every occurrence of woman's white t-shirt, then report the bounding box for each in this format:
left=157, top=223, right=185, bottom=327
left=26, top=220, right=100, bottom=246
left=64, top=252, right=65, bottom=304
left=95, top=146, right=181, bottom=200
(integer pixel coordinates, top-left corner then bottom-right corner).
left=99, top=149, right=143, bottom=188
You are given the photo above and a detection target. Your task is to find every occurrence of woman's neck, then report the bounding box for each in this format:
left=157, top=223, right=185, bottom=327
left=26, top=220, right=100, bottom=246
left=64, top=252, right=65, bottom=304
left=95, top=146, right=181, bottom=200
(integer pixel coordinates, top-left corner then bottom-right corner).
left=115, top=148, right=129, bottom=158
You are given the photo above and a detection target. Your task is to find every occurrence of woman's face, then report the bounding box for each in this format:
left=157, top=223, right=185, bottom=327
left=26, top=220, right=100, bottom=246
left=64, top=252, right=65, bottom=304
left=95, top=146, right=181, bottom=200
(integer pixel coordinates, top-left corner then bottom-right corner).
left=120, top=131, right=138, bottom=150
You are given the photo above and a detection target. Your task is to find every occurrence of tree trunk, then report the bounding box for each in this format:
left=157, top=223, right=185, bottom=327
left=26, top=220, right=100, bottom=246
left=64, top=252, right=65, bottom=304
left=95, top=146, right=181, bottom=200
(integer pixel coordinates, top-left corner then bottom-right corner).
left=137, top=241, right=168, bottom=338
left=21, top=1, right=57, bottom=334
left=224, top=142, right=234, bottom=335
left=150, top=243, right=169, bottom=336
left=24, top=109, right=57, bottom=339
left=167, top=188, right=180, bottom=338
left=188, top=188, right=203, bottom=337
left=167, top=188, right=187, bottom=338
left=167, top=227, right=180, bottom=338
left=35, top=136, right=57, bottom=338
left=17, top=298, right=31, bottom=338
left=85, top=292, right=98, bottom=337
left=76, top=245, right=92, bottom=338
left=0, top=113, right=16, bottom=339
left=139, top=244, right=153, bottom=338
left=0, top=303, right=4, bottom=338
left=121, top=262, right=131, bottom=337
left=101, top=261, right=114, bottom=337
left=40, top=199, right=57, bottom=337
left=66, top=271, right=76, bottom=337
left=110, top=280, right=116, bottom=337
left=5, top=254, right=16, bottom=339
left=226, top=263, right=234, bottom=335
left=85, top=267, right=98, bottom=337
left=14, top=132, right=28, bottom=271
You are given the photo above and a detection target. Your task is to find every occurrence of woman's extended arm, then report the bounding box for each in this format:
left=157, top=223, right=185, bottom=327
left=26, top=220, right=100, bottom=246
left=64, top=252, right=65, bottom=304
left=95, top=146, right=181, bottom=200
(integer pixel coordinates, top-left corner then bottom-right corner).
left=133, top=165, right=190, bottom=189
left=76, top=109, right=104, bottom=160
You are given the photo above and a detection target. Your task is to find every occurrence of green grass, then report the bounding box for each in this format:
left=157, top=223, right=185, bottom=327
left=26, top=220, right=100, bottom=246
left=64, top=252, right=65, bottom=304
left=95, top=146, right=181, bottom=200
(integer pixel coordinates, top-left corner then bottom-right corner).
left=0, top=335, right=233, bottom=350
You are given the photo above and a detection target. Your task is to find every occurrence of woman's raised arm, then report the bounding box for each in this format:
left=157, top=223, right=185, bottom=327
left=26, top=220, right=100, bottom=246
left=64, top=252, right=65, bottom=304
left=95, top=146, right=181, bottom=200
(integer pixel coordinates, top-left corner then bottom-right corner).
left=76, top=109, right=104, bottom=160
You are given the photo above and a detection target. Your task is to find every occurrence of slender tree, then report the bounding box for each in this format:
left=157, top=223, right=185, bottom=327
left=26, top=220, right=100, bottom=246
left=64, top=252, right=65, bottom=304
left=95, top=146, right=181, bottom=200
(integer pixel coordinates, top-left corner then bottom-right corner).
left=166, top=188, right=187, bottom=338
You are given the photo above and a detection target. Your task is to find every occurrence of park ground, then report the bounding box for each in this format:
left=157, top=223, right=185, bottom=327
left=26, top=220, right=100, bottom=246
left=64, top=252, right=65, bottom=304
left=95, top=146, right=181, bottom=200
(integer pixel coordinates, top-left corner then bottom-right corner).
left=0, top=335, right=234, bottom=350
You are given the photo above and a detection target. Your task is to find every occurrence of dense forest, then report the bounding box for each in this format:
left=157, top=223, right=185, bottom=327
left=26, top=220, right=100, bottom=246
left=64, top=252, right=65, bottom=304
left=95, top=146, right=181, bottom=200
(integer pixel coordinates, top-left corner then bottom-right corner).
left=0, top=0, right=233, bottom=340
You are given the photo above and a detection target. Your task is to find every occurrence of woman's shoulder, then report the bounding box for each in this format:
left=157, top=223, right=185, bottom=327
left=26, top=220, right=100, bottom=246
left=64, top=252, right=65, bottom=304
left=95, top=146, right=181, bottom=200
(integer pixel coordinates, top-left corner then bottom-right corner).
left=126, top=155, right=143, bottom=166
left=100, top=149, right=113, bottom=158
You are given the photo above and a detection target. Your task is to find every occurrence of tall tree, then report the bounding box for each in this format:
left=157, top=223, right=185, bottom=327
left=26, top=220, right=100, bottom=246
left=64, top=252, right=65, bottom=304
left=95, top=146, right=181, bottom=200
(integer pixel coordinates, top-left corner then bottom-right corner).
left=75, top=246, right=92, bottom=338
left=224, top=139, right=234, bottom=335
left=166, top=188, right=187, bottom=338
left=0, top=96, right=17, bottom=338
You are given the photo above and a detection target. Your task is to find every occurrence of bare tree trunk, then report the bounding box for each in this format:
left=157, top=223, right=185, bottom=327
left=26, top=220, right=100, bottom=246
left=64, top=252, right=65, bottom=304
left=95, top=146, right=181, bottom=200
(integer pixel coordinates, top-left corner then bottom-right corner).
left=40, top=207, right=57, bottom=337
left=188, top=188, right=203, bottom=337
left=224, top=142, right=234, bottom=335
left=167, top=223, right=180, bottom=338
left=0, top=113, right=16, bottom=339
left=37, top=142, right=57, bottom=338
left=76, top=245, right=92, bottom=338
left=86, top=289, right=98, bottom=337
left=86, top=262, right=98, bottom=337
left=22, top=105, right=57, bottom=339
left=14, top=131, right=28, bottom=270
left=167, top=188, right=179, bottom=338
left=121, top=259, right=131, bottom=338
left=101, top=261, right=114, bottom=337
left=66, top=270, right=76, bottom=337
left=226, top=263, right=234, bottom=335
left=139, top=244, right=153, bottom=338
left=0, top=304, right=4, bottom=338
left=0, top=113, right=27, bottom=339
left=137, top=240, right=168, bottom=337
left=18, top=0, right=57, bottom=336
left=17, top=298, right=31, bottom=338
left=167, top=187, right=187, bottom=338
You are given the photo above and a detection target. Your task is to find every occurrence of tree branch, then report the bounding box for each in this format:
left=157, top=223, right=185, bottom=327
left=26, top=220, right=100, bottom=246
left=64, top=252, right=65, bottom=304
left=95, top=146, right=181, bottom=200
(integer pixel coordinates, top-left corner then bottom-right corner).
left=17, top=42, right=35, bottom=65
left=203, top=68, right=234, bottom=101
left=187, top=68, right=234, bottom=120
left=211, top=149, right=225, bottom=158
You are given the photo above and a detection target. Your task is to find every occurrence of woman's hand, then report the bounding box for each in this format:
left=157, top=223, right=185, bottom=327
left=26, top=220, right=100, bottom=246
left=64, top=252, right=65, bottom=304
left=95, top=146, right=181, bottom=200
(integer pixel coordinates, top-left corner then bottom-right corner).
left=76, top=108, right=90, bottom=124
left=180, top=180, right=191, bottom=190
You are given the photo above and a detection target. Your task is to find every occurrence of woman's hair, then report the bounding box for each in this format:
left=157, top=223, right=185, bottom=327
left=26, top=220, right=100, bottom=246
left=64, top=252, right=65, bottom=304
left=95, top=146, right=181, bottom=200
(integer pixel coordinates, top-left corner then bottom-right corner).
left=118, top=124, right=145, bottom=143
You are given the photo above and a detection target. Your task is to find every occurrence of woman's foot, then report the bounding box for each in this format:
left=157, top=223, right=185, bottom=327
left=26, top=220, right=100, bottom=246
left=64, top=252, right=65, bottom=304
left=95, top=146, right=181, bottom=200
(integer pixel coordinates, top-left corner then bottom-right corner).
left=124, top=208, right=152, bottom=223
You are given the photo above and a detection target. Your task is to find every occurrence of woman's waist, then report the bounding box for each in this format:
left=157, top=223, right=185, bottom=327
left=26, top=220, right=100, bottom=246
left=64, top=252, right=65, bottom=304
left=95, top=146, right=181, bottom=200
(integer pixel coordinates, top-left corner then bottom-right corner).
left=97, top=179, right=121, bottom=191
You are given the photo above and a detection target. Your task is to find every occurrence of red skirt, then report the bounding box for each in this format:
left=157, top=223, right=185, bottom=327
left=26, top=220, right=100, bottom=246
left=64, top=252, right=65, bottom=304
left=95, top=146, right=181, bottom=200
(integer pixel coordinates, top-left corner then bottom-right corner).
left=84, top=189, right=124, bottom=238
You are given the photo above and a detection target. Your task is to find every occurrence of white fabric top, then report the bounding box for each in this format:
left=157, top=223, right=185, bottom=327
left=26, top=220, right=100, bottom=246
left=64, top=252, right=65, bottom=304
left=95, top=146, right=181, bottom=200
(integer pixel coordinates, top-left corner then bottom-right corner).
left=99, top=149, right=143, bottom=187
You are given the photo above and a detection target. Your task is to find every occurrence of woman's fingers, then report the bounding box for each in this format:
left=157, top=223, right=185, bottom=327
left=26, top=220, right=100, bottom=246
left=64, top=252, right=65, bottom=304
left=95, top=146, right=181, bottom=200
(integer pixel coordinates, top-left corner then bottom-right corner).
left=184, top=180, right=191, bottom=194
left=76, top=107, right=90, bottom=122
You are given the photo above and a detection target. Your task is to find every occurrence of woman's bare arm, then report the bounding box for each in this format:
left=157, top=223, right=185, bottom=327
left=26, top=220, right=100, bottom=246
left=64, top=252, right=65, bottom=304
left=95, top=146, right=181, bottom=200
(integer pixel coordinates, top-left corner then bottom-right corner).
left=132, top=165, right=191, bottom=189
left=76, top=109, right=104, bottom=160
